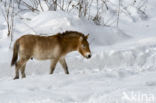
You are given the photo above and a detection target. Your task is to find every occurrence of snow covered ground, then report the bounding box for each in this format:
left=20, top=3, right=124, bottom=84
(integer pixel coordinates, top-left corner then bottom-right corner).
left=0, top=0, right=156, bottom=103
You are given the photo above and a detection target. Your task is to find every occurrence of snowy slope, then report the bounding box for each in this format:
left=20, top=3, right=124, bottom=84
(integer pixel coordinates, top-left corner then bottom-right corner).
left=0, top=0, right=156, bottom=103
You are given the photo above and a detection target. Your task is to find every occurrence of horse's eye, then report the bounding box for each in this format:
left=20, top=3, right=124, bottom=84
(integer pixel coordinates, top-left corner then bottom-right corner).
left=81, top=44, right=86, bottom=48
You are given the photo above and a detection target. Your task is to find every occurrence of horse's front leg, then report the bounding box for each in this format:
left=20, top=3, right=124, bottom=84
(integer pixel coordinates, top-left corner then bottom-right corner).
left=59, top=58, right=69, bottom=74
left=50, top=58, right=59, bottom=74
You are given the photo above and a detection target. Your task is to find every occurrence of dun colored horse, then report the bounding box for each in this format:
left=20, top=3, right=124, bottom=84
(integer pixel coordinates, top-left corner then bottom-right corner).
left=11, top=31, right=91, bottom=79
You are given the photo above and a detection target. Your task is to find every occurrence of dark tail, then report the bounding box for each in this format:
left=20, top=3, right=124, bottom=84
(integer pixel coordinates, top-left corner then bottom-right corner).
left=11, top=40, right=19, bottom=66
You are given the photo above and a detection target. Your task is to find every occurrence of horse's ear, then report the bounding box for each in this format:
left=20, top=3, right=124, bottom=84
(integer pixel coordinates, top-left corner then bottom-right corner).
left=85, top=34, right=89, bottom=39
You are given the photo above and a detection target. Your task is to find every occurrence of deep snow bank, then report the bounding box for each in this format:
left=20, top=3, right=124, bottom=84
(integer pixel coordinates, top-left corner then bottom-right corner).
left=13, top=11, right=131, bottom=46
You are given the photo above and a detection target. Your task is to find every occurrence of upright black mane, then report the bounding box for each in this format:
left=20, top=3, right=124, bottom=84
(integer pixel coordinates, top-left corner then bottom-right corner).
left=60, top=31, right=85, bottom=37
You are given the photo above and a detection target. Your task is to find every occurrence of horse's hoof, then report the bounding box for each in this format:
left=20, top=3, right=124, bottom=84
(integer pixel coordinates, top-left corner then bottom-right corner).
left=66, top=72, right=69, bottom=74
left=22, top=76, right=26, bottom=78
left=13, top=77, right=19, bottom=80
left=49, top=72, right=54, bottom=74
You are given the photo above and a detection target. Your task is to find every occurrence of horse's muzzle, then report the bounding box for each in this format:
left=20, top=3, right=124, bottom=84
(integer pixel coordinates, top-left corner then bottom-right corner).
left=86, top=54, right=91, bottom=59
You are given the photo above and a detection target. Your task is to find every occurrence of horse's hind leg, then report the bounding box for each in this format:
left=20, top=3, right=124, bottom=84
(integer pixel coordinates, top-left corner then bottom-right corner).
left=14, top=66, right=20, bottom=80
left=59, top=58, right=69, bottom=74
left=21, top=64, right=26, bottom=78
left=14, top=58, right=28, bottom=80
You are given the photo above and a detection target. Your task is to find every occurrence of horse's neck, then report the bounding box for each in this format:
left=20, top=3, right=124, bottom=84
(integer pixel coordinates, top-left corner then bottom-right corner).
left=61, top=37, right=79, bottom=53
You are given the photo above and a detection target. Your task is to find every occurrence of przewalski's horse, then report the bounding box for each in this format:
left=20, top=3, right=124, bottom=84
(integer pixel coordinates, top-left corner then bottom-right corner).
left=11, top=31, right=91, bottom=79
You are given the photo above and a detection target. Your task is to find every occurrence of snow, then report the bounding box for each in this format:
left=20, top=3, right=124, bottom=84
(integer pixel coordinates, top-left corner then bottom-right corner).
left=0, top=0, right=156, bottom=103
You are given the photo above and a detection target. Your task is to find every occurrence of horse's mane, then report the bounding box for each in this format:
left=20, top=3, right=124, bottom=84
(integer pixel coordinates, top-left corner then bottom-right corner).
left=59, top=31, right=85, bottom=37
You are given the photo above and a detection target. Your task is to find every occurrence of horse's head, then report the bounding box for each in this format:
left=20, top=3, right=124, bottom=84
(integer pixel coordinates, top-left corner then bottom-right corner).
left=78, top=34, right=91, bottom=59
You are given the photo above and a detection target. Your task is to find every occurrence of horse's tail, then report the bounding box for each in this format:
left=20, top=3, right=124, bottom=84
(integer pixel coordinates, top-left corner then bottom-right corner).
left=11, top=40, right=19, bottom=66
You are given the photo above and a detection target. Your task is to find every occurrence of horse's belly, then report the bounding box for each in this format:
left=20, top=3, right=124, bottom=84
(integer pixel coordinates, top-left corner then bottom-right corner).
left=33, top=46, right=60, bottom=60
left=33, top=53, right=54, bottom=60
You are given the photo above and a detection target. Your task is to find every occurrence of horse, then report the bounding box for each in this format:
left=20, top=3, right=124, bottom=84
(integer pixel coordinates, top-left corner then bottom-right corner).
left=11, top=31, right=92, bottom=79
